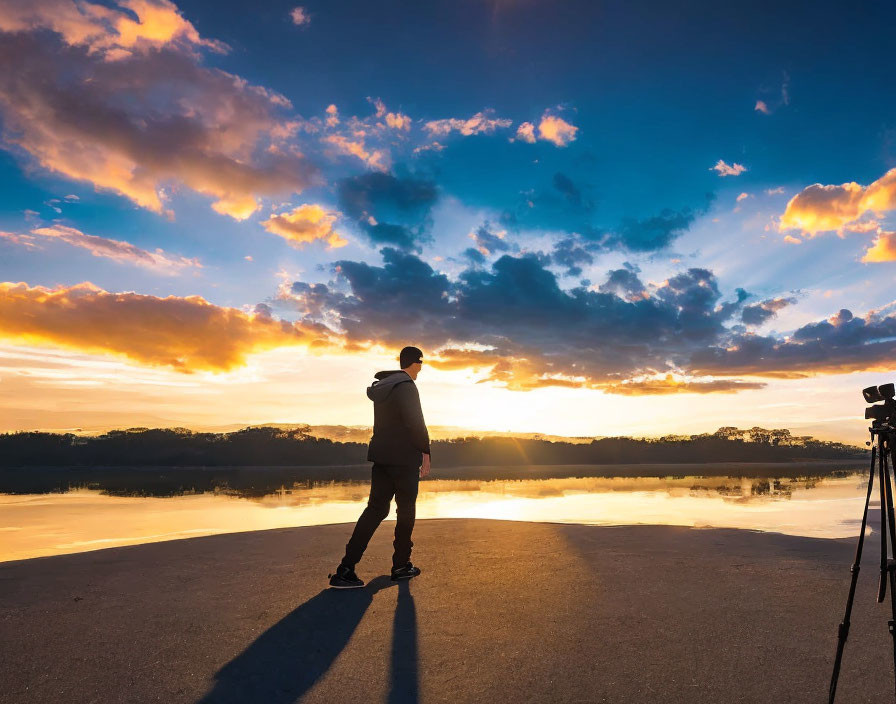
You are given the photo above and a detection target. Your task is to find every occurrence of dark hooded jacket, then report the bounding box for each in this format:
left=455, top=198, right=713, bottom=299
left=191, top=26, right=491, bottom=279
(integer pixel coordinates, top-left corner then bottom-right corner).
left=366, top=370, right=431, bottom=466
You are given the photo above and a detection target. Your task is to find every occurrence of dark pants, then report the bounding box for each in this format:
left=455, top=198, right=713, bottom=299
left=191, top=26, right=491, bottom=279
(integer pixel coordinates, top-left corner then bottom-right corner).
left=342, top=463, right=420, bottom=569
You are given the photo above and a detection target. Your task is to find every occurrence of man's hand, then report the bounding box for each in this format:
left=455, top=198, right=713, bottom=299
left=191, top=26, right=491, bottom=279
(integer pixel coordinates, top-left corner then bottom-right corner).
left=420, top=452, right=431, bottom=478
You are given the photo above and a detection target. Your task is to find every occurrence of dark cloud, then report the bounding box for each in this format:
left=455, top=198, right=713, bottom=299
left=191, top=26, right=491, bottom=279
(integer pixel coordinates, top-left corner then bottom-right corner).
left=691, top=309, right=896, bottom=378
left=552, top=172, right=590, bottom=210
left=503, top=178, right=709, bottom=255
left=280, top=249, right=752, bottom=389
left=286, top=281, right=348, bottom=322
left=741, top=296, right=797, bottom=326
left=462, top=247, right=487, bottom=265
left=598, top=264, right=646, bottom=301
left=609, top=208, right=698, bottom=251
left=470, top=223, right=513, bottom=255
left=253, top=303, right=273, bottom=318
left=336, top=171, right=438, bottom=250
left=499, top=172, right=595, bottom=235
left=338, top=171, right=438, bottom=217
left=585, top=194, right=714, bottom=253
left=715, top=288, right=750, bottom=321
left=283, top=248, right=452, bottom=343
left=551, top=237, right=594, bottom=277
left=362, top=222, right=416, bottom=249
left=276, top=248, right=896, bottom=392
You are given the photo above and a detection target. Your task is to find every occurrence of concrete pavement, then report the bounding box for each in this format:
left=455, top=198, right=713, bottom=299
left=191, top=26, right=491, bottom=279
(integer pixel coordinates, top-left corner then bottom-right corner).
left=0, top=518, right=890, bottom=703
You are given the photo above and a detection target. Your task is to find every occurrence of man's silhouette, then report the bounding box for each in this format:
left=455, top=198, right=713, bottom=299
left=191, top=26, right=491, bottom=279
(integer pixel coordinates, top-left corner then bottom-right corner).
left=329, top=346, right=431, bottom=588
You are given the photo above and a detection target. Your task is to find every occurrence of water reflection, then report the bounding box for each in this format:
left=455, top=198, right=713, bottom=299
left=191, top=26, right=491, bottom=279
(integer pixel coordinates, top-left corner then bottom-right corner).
left=0, top=473, right=870, bottom=562
left=0, top=462, right=862, bottom=497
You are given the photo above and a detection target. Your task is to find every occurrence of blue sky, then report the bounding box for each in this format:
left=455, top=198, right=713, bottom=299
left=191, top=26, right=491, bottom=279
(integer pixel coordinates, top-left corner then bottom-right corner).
left=1, top=0, right=895, bottom=441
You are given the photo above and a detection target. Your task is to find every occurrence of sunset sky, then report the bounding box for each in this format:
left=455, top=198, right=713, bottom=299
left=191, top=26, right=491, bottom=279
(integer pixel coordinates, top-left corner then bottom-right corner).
left=1, top=0, right=895, bottom=443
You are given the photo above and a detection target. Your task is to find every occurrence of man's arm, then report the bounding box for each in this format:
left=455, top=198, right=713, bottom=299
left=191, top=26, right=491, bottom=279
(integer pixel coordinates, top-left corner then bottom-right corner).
left=395, top=382, right=430, bottom=456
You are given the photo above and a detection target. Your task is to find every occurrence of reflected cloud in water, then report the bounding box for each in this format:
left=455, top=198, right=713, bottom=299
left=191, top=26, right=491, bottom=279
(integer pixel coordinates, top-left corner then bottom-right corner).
left=0, top=473, right=870, bottom=562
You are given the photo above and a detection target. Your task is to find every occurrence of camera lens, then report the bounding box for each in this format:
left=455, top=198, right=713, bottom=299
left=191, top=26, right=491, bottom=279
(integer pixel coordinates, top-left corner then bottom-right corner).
left=865, top=386, right=885, bottom=403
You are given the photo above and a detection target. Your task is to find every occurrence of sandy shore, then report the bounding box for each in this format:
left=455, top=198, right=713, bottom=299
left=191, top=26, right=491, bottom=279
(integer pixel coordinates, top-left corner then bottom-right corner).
left=0, top=518, right=891, bottom=703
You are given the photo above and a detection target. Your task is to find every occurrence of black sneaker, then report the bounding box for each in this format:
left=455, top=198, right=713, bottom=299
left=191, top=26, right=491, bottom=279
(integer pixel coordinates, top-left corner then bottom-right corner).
left=391, top=562, right=421, bottom=581
left=328, top=564, right=364, bottom=589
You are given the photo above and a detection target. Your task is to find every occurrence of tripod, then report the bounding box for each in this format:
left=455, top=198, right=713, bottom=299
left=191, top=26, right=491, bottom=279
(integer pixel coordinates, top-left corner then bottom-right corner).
left=829, top=425, right=896, bottom=703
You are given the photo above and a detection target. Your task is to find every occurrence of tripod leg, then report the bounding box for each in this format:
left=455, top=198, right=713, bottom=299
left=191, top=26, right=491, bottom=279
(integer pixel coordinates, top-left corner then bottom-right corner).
left=829, top=443, right=877, bottom=704
left=889, top=573, right=896, bottom=702
left=884, top=442, right=896, bottom=568
left=883, top=443, right=896, bottom=699
left=880, top=443, right=889, bottom=603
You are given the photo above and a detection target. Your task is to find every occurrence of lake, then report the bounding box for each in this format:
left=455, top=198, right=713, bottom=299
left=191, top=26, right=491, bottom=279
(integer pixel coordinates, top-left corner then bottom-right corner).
left=0, top=468, right=872, bottom=562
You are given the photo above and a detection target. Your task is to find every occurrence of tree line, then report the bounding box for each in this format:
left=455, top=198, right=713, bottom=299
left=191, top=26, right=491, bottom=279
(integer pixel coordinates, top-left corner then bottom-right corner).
left=0, top=425, right=863, bottom=468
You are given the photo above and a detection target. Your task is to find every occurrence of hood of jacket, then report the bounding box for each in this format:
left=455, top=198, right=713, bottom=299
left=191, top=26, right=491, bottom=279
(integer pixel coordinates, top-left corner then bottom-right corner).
left=366, top=370, right=412, bottom=402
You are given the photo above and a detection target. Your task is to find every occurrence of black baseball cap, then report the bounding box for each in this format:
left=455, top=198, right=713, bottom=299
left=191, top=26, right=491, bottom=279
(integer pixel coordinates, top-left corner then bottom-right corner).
left=399, top=346, right=423, bottom=369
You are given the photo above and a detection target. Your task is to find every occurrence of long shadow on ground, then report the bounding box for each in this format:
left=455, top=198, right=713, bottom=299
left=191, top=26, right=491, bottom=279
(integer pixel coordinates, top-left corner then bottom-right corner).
left=196, top=575, right=418, bottom=704
left=389, top=580, right=418, bottom=704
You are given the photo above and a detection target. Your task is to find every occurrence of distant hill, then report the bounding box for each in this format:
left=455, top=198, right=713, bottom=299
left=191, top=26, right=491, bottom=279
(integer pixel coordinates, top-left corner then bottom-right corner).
left=50, top=422, right=602, bottom=444
left=16, top=417, right=866, bottom=446
left=301, top=425, right=602, bottom=444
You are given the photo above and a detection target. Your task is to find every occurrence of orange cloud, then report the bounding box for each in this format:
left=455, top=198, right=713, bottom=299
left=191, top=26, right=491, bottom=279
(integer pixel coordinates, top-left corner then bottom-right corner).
left=862, top=230, right=896, bottom=262
left=0, top=231, right=40, bottom=248
left=324, top=135, right=388, bottom=170
left=430, top=352, right=596, bottom=392
left=424, top=110, right=512, bottom=137
left=261, top=204, right=348, bottom=249
left=514, top=121, right=536, bottom=143
left=779, top=167, right=896, bottom=235
left=371, top=98, right=411, bottom=131
left=430, top=351, right=575, bottom=390
left=0, top=281, right=333, bottom=372
left=428, top=347, right=502, bottom=372
left=430, top=351, right=765, bottom=395
left=710, top=159, right=747, bottom=177
left=0, top=0, right=227, bottom=57
left=290, top=6, right=310, bottom=26
left=23, top=225, right=202, bottom=272
left=0, top=0, right=315, bottom=220
left=112, top=0, right=228, bottom=53
left=325, top=103, right=339, bottom=127
left=603, top=375, right=765, bottom=395
left=476, top=357, right=587, bottom=391
left=385, top=112, right=411, bottom=130
left=537, top=113, right=578, bottom=147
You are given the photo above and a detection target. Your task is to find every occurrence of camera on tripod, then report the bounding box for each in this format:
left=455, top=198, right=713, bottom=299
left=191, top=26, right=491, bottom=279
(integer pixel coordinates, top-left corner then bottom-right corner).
left=830, top=381, right=896, bottom=703
left=864, top=383, right=896, bottom=426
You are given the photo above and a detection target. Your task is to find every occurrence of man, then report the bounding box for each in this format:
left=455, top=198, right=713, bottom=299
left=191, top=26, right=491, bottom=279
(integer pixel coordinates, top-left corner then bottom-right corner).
left=328, top=346, right=431, bottom=588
